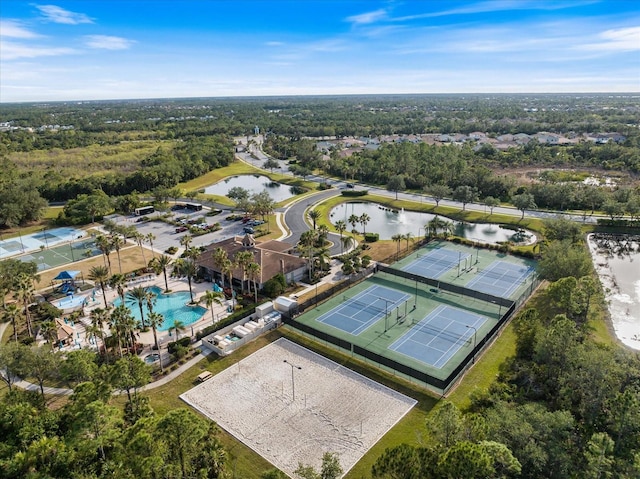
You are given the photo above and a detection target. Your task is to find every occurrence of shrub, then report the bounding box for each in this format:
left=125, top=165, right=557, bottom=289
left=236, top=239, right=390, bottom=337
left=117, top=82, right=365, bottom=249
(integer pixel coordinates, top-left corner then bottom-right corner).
left=262, top=273, right=287, bottom=298
left=363, top=232, right=379, bottom=243
left=165, top=246, right=178, bottom=254
left=167, top=336, right=191, bottom=354
left=341, top=190, right=368, bottom=197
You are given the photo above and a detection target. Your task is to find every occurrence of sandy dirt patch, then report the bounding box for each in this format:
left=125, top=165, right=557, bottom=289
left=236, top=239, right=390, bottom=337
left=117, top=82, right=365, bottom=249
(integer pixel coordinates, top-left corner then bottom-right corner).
left=180, top=338, right=416, bottom=477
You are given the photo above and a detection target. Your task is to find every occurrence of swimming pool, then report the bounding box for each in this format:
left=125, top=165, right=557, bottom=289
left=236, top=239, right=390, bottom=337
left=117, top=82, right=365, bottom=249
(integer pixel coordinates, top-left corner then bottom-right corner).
left=113, top=286, right=207, bottom=332
left=55, top=294, right=88, bottom=312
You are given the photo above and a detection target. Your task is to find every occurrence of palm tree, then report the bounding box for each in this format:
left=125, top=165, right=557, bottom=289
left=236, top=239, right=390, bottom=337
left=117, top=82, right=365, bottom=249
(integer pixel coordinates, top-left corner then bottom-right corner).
left=211, top=247, right=229, bottom=289
left=145, top=233, right=156, bottom=259
left=147, top=311, right=165, bottom=372
left=126, top=286, right=155, bottom=330
left=1, top=302, right=22, bottom=342
left=314, top=247, right=331, bottom=276
left=109, top=305, right=136, bottom=357
left=88, top=265, right=110, bottom=308
left=348, top=214, right=360, bottom=233
left=220, top=258, right=235, bottom=305
left=308, top=209, right=321, bottom=230
left=109, top=273, right=127, bottom=303
left=246, top=262, right=261, bottom=303
left=133, top=232, right=147, bottom=265
left=317, top=224, right=329, bottom=244
left=299, top=230, right=318, bottom=281
left=15, top=273, right=34, bottom=337
left=40, top=320, right=57, bottom=351
left=179, top=234, right=193, bottom=252
left=171, top=319, right=186, bottom=340
left=110, top=234, right=125, bottom=274
left=235, top=250, right=254, bottom=294
left=172, top=258, right=197, bottom=302
left=149, top=255, right=172, bottom=292
left=341, top=235, right=355, bottom=253
left=359, top=213, right=371, bottom=235
left=95, top=234, right=113, bottom=273
left=334, top=220, right=347, bottom=243
left=89, top=307, right=110, bottom=361
left=403, top=232, right=414, bottom=251
left=200, top=290, right=224, bottom=324
left=391, top=234, right=403, bottom=260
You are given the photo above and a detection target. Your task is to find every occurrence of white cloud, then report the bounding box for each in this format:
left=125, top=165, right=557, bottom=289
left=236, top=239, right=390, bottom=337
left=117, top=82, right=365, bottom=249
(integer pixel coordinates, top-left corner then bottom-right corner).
left=36, top=4, right=93, bottom=24
left=84, top=35, right=134, bottom=50
left=345, top=8, right=387, bottom=25
left=393, top=0, right=599, bottom=22
left=0, top=20, right=41, bottom=39
left=0, top=39, right=76, bottom=60
left=266, top=41, right=284, bottom=46
left=579, top=26, right=640, bottom=51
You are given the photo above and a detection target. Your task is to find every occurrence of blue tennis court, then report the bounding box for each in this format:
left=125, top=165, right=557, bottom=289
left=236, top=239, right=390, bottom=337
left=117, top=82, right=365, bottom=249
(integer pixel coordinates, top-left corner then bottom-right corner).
left=466, top=261, right=533, bottom=298
left=402, top=248, right=470, bottom=279
left=316, top=285, right=410, bottom=335
left=389, top=305, right=487, bottom=369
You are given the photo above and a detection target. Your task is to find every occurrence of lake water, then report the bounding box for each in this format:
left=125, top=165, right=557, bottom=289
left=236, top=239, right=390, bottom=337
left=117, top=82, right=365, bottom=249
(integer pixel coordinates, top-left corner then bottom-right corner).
left=329, top=202, right=536, bottom=245
left=204, top=175, right=296, bottom=202
left=588, top=234, right=640, bottom=350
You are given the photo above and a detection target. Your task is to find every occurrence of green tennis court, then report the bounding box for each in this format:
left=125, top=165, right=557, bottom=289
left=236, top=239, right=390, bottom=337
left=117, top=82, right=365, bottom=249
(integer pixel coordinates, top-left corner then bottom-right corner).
left=286, top=240, right=538, bottom=393
left=17, top=238, right=102, bottom=271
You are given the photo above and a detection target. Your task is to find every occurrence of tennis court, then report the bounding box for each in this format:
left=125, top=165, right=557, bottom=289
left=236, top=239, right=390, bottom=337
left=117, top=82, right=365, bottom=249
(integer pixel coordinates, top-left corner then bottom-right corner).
left=17, top=238, right=101, bottom=271
left=287, top=239, right=539, bottom=393
left=393, top=240, right=536, bottom=300
left=317, top=285, right=410, bottom=335
left=390, top=305, right=487, bottom=368
left=402, top=248, right=470, bottom=279
left=0, top=227, right=86, bottom=259
left=289, top=269, right=503, bottom=390
left=466, top=261, right=534, bottom=298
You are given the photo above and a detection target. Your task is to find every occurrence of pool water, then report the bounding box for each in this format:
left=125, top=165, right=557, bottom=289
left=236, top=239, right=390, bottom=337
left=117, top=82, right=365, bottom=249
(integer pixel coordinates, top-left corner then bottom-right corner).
left=113, top=286, right=206, bottom=331
left=144, top=353, right=160, bottom=363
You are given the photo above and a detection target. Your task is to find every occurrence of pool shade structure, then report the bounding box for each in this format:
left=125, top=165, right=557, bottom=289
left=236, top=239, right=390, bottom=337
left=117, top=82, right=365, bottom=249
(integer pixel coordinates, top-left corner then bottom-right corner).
left=52, top=270, right=83, bottom=293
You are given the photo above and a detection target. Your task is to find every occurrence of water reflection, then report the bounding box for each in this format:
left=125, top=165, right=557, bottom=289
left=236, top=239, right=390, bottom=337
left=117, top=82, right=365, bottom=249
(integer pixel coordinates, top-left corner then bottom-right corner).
left=330, top=202, right=535, bottom=245
left=588, top=233, right=640, bottom=350
left=204, top=175, right=296, bottom=202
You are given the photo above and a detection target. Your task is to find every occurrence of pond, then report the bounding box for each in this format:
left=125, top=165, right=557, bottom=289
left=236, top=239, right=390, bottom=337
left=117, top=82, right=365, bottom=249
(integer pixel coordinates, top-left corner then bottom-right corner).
left=204, top=175, right=296, bottom=203
left=588, top=234, right=640, bottom=350
left=329, top=202, right=536, bottom=245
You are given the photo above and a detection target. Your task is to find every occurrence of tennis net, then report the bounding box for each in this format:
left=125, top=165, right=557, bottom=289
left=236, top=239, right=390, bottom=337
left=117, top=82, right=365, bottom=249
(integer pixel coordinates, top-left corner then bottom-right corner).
left=343, top=296, right=389, bottom=316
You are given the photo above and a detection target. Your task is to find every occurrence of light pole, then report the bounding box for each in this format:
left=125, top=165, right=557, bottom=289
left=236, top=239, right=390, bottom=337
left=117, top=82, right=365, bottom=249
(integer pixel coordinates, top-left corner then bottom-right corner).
left=466, top=325, right=477, bottom=363
left=283, top=359, right=301, bottom=401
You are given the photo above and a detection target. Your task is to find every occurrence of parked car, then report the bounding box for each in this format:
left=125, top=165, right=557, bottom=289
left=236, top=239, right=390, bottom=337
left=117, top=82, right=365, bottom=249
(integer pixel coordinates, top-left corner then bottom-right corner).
left=175, top=226, right=188, bottom=233
left=243, top=226, right=255, bottom=234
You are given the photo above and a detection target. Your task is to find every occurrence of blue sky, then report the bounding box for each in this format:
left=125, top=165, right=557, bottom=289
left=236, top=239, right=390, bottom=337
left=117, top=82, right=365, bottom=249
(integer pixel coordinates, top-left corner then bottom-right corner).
left=1, top=1, right=638, bottom=102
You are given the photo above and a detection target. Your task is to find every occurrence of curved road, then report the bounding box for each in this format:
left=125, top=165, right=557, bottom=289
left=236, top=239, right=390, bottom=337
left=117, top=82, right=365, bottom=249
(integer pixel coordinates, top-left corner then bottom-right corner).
left=282, top=189, right=344, bottom=256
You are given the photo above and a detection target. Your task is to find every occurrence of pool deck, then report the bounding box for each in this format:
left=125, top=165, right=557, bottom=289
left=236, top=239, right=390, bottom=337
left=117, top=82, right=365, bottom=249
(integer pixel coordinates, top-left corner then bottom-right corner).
left=38, top=274, right=231, bottom=357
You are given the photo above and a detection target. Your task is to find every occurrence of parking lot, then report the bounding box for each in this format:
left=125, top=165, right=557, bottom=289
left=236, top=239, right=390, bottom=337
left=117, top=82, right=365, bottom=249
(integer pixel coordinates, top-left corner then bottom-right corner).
left=107, top=206, right=264, bottom=255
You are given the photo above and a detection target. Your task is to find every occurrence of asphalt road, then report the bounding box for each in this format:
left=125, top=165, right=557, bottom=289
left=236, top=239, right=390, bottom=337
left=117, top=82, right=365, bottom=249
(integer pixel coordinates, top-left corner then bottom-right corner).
left=282, top=189, right=344, bottom=256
